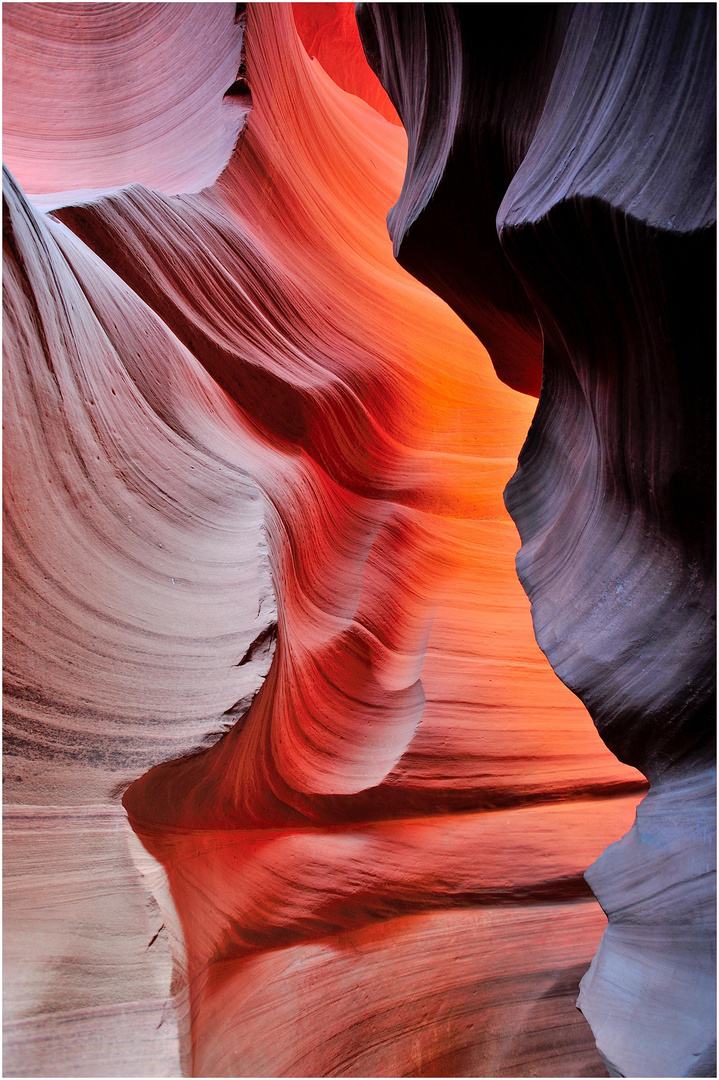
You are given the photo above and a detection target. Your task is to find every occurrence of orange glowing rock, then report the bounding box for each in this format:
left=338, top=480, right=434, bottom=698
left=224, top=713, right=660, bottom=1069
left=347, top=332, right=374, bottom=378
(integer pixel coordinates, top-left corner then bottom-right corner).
left=293, top=2, right=401, bottom=125
left=358, top=5, right=716, bottom=1076
left=3, top=4, right=647, bottom=1076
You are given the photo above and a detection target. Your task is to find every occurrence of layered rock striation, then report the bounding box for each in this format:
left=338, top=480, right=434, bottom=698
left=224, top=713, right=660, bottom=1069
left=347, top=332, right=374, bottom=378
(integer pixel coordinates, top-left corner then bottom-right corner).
left=358, top=3, right=716, bottom=1076
left=2, top=2, right=251, bottom=198
left=0, top=3, right=679, bottom=1078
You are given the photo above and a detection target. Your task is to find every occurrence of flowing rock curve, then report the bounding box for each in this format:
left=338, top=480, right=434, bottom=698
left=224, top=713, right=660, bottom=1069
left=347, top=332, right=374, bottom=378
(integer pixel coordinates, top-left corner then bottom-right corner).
left=358, top=3, right=716, bottom=1076
left=4, top=3, right=654, bottom=1076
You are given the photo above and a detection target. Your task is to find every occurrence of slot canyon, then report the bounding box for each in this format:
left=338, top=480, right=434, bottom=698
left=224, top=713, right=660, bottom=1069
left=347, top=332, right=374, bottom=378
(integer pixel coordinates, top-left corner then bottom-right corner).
left=2, top=3, right=715, bottom=1078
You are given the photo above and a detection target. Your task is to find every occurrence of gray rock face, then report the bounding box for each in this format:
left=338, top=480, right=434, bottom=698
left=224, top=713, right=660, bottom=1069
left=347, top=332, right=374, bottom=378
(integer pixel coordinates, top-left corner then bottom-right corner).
left=498, top=3, right=716, bottom=782
left=579, top=766, right=716, bottom=1078
left=356, top=3, right=572, bottom=396
left=358, top=3, right=716, bottom=1075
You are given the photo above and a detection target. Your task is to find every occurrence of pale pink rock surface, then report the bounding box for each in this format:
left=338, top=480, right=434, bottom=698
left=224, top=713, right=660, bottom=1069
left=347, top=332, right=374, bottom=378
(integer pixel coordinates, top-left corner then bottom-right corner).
left=2, top=3, right=249, bottom=197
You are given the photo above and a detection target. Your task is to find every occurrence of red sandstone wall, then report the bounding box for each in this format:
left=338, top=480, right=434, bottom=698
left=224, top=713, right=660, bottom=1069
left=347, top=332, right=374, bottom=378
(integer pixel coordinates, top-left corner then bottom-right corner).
left=293, top=2, right=401, bottom=125
left=3, top=5, right=648, bottom=1076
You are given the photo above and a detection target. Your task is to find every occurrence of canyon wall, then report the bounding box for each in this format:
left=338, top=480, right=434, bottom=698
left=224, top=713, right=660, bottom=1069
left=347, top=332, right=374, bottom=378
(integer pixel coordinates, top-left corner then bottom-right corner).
left=357, top=3, right=716, bottom=1076
left=4, top=2, right=710, bottom=1078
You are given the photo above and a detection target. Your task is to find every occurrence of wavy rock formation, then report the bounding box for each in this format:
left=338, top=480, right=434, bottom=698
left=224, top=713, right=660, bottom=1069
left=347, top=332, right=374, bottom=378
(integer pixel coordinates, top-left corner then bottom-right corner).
left=2, top=2, right=250, bottom=198
left=293, top=1, right=400, bottom=125
left=355, top=3, right=573, bottom=397
left=358, top=2, right=716, bottom=1077
left=3, top=3, right=656, bottom=1077
left=3, top=164, right=276, bottom=1076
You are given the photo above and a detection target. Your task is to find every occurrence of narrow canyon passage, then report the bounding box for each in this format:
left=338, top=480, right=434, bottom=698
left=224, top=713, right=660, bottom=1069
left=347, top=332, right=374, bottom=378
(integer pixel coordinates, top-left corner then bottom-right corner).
left=4, top=3, right=711, bottom=1078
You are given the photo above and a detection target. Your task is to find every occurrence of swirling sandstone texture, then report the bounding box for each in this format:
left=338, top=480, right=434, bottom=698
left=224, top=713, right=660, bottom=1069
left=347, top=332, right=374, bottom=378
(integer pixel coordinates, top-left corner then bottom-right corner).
left=358, top=2, right=716, bottom=1077
left=4, top=3, right=656, bottom=1077
left=2, top=2, right=250, bottom=198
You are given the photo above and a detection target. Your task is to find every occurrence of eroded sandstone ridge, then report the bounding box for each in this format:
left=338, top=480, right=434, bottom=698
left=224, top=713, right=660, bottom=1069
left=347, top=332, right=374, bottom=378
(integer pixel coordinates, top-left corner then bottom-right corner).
left=2, top=3, right=707, bottom=1078
left=2, top=3, right=250, bottom=197
left=357, top=2, right=716, bottom=1076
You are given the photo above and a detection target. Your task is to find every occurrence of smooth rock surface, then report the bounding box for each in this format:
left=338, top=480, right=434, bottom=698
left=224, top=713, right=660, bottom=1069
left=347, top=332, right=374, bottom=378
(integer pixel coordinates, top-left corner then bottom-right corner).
left=2, top=2, right=249, bottom=196
left=4, top=4, right=653, bottom=1077
left=2, top=807, right=183, bottom=1078
left=358, top=3, right=716, bottom=1076
left=293, top=1, right=400, bottom=125
left=578, top=767, right=717, bottom=1079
